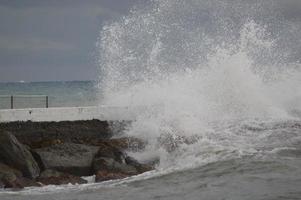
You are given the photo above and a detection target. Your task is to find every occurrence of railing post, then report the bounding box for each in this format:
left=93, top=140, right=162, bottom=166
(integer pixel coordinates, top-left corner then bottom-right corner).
left=11, top=95, right=13, bottom=109
left=46, top=96, right=49, bottom=108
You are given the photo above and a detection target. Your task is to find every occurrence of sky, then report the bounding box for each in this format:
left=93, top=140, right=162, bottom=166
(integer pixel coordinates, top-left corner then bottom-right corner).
left=0, top=0, right=301, bottom=83
left=0, top=0, right=141, bottom=82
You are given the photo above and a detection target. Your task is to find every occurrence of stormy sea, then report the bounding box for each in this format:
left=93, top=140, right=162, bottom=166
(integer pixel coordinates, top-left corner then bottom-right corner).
left=1, top=0, right=301, bottom=199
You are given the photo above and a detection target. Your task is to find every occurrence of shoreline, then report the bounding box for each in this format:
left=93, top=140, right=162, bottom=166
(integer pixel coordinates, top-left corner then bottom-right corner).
left=0, top=106, right=136, bottom=122
left=0, top=119, right=152, bottom=189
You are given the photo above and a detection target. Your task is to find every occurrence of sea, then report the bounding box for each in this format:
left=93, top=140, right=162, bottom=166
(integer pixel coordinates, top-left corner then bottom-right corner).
left=0, top=81, right=98, bottom=109
left=1, top=0, right=301, bottom=199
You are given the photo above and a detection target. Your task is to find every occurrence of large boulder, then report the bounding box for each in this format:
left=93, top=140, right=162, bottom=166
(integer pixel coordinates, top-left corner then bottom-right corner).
left=33, top=143, right=99, bottom=176
left=0, top=163, right=40, bottom=189
left=0, top=180, right=4, bottom=188
left=124, top=156, right=154, bottom=174
left=0, top=131, right=40, bottom=179
left=93, top=157, right=138, bottom=175
left=87, top=137, right=146, bottom=152
left=0, top=163, right=23, bottom=189
left=94, top=142, right=128, bottom=163
left=93, top=144, right=137, bottom=175
left=37, top=169, right=87, bottom=185
left=93, top=144, right=154, bottom=182
left=0, top=163, right=22, bottom=178
left=0, top=120, right=114, bottom=147
left=1, top=172, right=23, bottom=189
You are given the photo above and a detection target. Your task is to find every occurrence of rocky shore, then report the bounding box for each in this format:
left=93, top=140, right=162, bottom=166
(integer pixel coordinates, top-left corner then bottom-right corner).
left=0, top=120, right=152, bottom=189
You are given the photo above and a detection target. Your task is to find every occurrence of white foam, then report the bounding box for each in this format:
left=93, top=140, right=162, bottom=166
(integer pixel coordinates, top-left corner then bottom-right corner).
left=97, top=0, right=301, bottom=171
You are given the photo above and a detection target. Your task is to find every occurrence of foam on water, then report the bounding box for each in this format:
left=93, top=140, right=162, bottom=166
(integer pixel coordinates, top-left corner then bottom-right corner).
left=97, top=0, right=301, bottom=172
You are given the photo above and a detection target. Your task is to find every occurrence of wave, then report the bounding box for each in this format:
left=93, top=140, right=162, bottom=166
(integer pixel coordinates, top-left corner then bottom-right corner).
left=97, top=0, right=301, bottom=172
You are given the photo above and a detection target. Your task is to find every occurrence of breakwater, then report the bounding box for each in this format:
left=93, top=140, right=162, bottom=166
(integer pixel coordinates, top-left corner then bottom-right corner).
left=0, top=119, right=151, bottom=189
left=0, top=106, right=137, bottom=122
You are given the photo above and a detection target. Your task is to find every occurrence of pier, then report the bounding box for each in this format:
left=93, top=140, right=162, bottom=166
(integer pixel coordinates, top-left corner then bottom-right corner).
left=0, top=95, right=49, bottom=110
left=0, top=106, right=138, bottom=122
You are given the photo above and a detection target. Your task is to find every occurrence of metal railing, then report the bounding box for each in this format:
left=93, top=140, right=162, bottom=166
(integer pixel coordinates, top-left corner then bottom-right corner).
left=0, top=95, right=49, bottom=109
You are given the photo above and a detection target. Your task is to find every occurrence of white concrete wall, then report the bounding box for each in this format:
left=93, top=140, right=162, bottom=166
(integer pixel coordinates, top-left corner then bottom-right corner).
left=0, top=106, right=137, bottom=122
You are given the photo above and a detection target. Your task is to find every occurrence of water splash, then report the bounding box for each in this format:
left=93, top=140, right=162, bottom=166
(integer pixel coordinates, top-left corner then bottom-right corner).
left=98, top=0, right=301, bottom=170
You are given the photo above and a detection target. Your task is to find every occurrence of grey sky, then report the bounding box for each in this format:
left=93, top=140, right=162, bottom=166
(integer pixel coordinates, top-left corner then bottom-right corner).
left=0, top=0, right=141, bottom=82
left=1, top=0, right=301, bottom=82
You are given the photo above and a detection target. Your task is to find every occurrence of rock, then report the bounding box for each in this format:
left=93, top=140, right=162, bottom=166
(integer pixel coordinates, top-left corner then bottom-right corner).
left=37, top=169, right=87, bottom=185
left=95, top=142, right=127, bottom=163
left=93, top=157, right=138, bottom=175
left=18, top=177, right=42, bottom=188
left=92, top=144, right=153, bottom=182
left=125, top=156, right=154, bottom=173
left=95, top=170, right=129, bottom=182
left=89, top=138, right=146, bottom=152
left=0, top=163, right=23, bottom=189
left=0, top=131, right=40, bottom=179
left=0, top=120, right=113, bottom=147
left=0, top=163, right=22, bottom=178
left=39, top=169, right=63, bottom=179
left=1, top=173, right=23, bottom=189
left=0, top=163, right=41, bottom=189
left=33, top=143, right=99, bottom=176
left=92, top=143, right=139, bottom=175
left=0, top=180, right=4, bottom=188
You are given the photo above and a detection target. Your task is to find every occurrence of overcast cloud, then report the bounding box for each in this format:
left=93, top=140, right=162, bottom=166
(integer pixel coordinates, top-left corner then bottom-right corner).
left=0, top=0, right=301, bottom=82
left=0, top=0, right=141, bottom=82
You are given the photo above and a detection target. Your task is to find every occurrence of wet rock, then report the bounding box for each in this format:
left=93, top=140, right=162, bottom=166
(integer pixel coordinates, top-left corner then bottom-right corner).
left=93, top=144, right=153, bottom=182
left=0, top=163, right=23, bottom=189
left=30, top=139, right=64, bottom=149
left=95, top=142, right=127, bottom=163
left=18, top=177, right=42, bottom=188
left=95, top=170, right=129, bottom=182
left=92, top=143, right=139, bottom=175
left=0, top=163, right=41, bottom=189
left=34, top=143, right=99, bottom=176
left=0, top=163, right=22, bottom=178
left=89, top=138, right=146, bottom=152
left=125, top=156, right=154, bottom=173
left=93, top=157, right=138, bottom=175
left=0, top=131, right=40, bottom=179
left=0, top=180, right=4, bottom=188
left=37, top=169, right=87, bottom=185
left=1, top=174, right=23, bottom=189
left=0, top=120, right=113, bottom=147
left=39, top=169, right=63, bottom=178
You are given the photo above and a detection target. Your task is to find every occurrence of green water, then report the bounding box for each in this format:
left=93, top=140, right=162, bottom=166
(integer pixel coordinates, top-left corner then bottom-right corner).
left=0, top=81, right=98, bottom=109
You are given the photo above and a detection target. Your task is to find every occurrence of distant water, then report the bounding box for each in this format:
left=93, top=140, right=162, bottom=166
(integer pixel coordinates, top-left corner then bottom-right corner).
left=0, top=81, right=98, bottom=109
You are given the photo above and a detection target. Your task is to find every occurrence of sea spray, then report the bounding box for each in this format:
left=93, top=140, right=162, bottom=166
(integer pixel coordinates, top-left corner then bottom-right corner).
left=98, top=0, right=301, bottom=170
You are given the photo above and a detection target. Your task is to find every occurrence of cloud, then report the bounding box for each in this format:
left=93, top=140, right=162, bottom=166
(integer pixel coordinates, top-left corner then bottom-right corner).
left=0, top=0, right=138, bottom=13
left=0, top=36, right=77, bottom=52
left=0, top=2, right=126, bottom=82
left=0, top=0, right=144, bottom=82
left=2, top=0, right=299, bottom=82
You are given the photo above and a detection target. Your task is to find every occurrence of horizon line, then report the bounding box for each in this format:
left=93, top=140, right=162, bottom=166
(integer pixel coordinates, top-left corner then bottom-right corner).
left=0, top=79, right=97, bottom=84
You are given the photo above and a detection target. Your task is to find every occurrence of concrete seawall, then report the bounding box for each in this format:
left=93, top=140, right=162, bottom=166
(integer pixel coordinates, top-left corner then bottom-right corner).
left=0, top=106, right=136, bottom=122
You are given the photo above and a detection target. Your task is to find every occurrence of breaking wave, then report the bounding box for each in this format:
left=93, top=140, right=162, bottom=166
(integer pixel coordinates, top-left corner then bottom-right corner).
left=98, top=0, right=301, bottom=170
